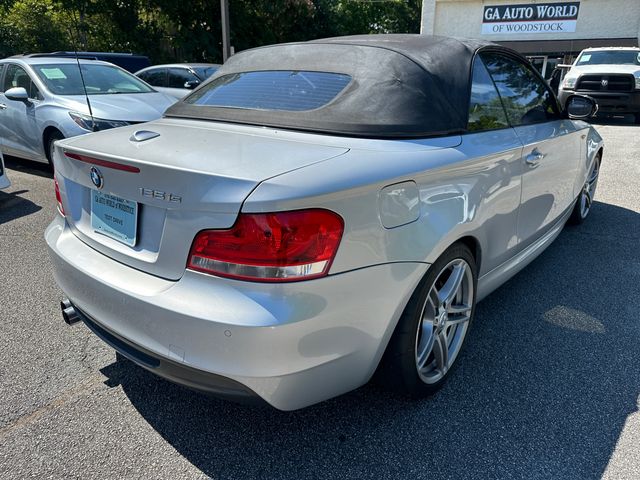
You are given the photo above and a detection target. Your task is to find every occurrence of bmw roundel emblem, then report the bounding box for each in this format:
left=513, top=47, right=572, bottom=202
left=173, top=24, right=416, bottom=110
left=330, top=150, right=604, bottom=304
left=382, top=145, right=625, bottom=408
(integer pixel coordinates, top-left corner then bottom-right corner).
left=90, top=166, right=103, bottom=189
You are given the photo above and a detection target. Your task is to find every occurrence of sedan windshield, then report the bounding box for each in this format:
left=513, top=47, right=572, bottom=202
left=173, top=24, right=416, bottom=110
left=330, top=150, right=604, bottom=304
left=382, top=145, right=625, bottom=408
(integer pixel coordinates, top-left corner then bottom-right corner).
left=576, top=51, right=640, bottom=66
left=193, top=66, right=219, bottom=80
left=33, top=63, right=154, bottom=95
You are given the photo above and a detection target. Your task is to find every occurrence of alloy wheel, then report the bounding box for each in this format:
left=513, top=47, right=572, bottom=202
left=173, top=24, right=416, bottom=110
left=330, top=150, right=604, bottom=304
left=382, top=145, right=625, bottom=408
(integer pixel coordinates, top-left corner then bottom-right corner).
left=414, top=258, right=474, bottom=384
left=579, top=159, right=600, bottom=219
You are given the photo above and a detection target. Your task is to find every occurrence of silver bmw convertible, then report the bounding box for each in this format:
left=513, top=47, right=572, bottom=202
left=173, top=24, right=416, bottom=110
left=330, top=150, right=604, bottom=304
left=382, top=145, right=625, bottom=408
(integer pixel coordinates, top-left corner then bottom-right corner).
left=46, top=35, right=603, bottom=411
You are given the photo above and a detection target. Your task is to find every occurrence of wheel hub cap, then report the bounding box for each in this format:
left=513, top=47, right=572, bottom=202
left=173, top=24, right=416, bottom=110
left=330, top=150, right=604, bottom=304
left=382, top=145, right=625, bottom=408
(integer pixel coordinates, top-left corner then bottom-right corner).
left=435, top=310, right=448, bottom=330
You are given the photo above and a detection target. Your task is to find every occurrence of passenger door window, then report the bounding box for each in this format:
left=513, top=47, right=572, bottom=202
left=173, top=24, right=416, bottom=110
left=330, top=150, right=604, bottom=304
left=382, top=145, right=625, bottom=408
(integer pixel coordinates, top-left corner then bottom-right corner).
left=2, top=64, right=42, bottom=100
left=480, top=52, right=560, bottom=126
left=467, top=58, right=509, bottom=132
left=139, top=68, right=167, bottom=87
left=168, top=68, right=199, bottom=89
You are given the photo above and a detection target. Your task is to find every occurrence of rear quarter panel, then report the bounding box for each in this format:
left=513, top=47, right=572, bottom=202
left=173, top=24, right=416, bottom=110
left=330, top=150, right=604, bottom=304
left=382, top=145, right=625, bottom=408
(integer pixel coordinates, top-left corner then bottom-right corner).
left=243, top=130, right=525, bottom=278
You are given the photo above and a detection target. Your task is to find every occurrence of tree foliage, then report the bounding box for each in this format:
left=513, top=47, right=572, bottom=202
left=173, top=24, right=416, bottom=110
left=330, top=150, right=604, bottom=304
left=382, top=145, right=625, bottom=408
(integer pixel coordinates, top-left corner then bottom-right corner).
left=0, top=0, right=422, bottom=63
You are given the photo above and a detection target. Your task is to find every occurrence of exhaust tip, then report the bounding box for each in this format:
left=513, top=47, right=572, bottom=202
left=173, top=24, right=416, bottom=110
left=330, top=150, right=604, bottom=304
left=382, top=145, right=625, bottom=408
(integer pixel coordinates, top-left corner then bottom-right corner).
left=61, top=299, right=81, bottom=325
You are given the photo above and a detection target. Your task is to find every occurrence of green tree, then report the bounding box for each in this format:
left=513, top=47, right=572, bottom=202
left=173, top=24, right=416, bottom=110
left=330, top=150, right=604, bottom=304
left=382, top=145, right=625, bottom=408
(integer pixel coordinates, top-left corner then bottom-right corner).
left=0, top=0, right=423, bottom=62
left=0, top=0, right=70, bottom=57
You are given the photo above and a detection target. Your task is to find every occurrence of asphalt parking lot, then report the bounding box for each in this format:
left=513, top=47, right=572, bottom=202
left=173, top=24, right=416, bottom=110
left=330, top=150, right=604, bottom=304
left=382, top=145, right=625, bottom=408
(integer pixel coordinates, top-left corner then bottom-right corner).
left=1, top=121, right=639, bottom=479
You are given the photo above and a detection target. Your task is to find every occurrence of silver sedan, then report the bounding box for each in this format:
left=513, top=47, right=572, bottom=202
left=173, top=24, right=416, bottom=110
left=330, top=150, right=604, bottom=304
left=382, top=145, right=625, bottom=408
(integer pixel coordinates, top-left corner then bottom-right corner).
left=46, top=35, right=603, bottom=410
left=0, top=56, right=176, bottom=166
left=135, top=63, right=220, bottom=99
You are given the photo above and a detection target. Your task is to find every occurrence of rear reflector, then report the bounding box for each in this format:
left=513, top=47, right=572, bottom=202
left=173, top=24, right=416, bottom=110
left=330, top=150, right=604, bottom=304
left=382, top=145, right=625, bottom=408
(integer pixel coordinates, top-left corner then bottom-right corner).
left=54, top=177, right=64, bottom=216
left=188, top=209, right=344, bottom=282
left=64, top=151, right=140, bottom=173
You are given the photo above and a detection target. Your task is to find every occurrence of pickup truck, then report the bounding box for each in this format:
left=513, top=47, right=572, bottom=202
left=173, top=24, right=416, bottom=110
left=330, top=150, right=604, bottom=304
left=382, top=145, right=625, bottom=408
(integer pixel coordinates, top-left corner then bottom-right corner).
left=557, top=47, right=640, bottom=124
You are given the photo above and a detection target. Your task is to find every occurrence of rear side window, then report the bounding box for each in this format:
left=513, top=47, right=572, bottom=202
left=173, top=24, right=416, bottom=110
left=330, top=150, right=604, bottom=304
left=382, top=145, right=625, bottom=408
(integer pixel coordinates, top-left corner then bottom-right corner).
left=139, top=68, right=167, bottom=87
left=467, top=58, right=509, bottom=132
left=185, top=71, right=352, bottom=112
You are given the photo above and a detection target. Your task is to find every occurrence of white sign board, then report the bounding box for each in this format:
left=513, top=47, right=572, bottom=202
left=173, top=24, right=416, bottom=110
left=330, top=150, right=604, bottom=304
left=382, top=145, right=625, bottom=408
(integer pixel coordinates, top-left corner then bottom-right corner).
left=482, top=2, right=580, bottom=35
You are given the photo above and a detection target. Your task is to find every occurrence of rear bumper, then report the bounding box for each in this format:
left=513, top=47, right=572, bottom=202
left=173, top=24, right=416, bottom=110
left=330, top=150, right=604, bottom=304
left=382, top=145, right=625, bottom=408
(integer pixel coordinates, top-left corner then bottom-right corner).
left=46, top=216, right=427, bottom=410
left=559, top=89, right=640, bottom=114
left=76, top=304, right=264, bottom=403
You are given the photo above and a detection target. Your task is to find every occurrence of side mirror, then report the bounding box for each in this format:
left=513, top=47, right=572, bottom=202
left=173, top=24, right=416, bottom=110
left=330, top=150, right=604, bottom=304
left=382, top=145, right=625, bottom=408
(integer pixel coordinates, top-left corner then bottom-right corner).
left=5, top=87, right=29, bottom=102
left=566, top=95, right=598, bottom=119
left=184, top=80, right=200, bottom=90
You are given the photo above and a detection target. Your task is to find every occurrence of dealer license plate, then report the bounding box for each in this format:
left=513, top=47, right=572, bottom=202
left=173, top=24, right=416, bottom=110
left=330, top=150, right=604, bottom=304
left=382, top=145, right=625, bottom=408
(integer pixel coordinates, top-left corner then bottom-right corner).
left=90, top=190, right=138, bottom=247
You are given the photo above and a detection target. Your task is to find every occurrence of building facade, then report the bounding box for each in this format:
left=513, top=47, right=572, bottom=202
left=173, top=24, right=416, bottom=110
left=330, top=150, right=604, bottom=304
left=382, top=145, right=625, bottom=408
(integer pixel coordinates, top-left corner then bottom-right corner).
left=421, top=0, right=640, bottom=77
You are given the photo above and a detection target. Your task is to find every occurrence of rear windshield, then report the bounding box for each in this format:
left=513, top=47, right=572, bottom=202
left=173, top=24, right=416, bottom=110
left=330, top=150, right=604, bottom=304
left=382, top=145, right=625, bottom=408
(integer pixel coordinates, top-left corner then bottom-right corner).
left=33, top=63, right=154, bottom=95
left=576, top=51, right=640, bottom=66
left=184, top=70, right=352, bottom=112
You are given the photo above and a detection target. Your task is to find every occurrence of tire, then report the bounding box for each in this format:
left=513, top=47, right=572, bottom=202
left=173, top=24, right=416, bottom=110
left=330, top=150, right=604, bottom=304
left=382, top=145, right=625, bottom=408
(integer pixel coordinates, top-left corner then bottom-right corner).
left=45, top=130, right=64, bottom=169
left=377, top=243, right=477, bottom=397
left=568, top=154, right=601, bottom=225
left=634, top=113, right=640, bottom=125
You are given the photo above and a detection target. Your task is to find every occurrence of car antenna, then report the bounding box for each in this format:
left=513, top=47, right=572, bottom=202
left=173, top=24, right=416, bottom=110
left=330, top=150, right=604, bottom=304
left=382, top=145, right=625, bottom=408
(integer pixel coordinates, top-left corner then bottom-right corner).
left=69, top=26, right=96, bottom=131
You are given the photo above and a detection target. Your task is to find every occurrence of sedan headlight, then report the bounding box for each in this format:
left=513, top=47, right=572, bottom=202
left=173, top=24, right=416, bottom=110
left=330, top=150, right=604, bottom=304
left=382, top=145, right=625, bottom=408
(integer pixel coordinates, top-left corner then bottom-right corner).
left=562, top=76, right=578, bottom=90
left=69, top=112, right=130, bottom=132
left=635, top=76, right=640, bottom=90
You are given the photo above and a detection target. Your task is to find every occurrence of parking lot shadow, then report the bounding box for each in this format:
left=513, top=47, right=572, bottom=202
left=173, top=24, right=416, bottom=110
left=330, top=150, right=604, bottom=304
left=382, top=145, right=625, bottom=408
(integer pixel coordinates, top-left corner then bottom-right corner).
left=101, top=200, right=639, bottom=480
left=3, top=155, right=53, bottom=178
left=0, top=189, right=42, bottom=224
left=590, top=114, right=639, bottom=127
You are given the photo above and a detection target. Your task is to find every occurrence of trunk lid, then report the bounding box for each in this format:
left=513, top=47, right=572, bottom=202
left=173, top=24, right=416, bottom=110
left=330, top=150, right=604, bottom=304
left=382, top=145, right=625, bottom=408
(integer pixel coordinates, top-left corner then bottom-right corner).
left=54, top=118, right=349, bottom=280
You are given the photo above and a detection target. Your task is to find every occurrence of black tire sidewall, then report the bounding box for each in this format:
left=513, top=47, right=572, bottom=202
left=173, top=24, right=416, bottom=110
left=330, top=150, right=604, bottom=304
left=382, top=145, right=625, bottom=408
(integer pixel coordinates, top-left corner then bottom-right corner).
left=380, top=243, right=478, bottom=397
left=46, top=131, right=64, bottom=167
left=568, top=154, right=601, bottom=225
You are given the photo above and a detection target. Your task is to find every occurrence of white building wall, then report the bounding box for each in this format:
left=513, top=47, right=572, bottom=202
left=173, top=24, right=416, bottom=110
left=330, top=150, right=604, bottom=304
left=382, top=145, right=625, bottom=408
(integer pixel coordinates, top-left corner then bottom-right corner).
left=421, top=0, right=640, bottom=43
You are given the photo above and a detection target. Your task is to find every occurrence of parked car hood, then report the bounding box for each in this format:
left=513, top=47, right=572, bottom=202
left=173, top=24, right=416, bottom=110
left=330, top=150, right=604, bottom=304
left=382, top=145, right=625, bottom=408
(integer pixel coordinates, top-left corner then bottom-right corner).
left=569, top=64, right=640, bottom=77
left=55, top=92, right=177, bottom=122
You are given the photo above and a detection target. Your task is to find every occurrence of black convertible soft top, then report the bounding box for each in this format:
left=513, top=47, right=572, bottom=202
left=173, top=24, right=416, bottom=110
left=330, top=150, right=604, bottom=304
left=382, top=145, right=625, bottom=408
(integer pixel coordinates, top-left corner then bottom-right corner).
left=165, top=35, right=499, bottom=138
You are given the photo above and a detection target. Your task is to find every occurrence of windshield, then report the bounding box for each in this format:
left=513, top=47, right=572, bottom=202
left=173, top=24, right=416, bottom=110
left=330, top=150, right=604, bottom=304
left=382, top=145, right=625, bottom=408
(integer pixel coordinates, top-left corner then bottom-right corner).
left=193, top=66, right=219, bottom=80
left=576, top=51, right=640, bottom=66
left=33, top=63, right=154, bottom=95
left=185, top=70, right=352, bottom=112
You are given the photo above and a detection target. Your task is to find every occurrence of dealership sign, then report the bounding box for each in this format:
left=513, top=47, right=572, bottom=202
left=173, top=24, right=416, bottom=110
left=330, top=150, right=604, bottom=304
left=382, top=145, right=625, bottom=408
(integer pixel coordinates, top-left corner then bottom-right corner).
left=482, top=2, right=580, bottom=35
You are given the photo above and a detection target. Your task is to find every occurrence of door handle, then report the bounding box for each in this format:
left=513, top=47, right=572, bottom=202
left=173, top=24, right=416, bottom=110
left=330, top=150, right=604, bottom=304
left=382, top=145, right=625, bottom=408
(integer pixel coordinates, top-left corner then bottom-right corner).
left=0, top=104, right=7, bottom=110
left=525, top=149, right=546, bottom=167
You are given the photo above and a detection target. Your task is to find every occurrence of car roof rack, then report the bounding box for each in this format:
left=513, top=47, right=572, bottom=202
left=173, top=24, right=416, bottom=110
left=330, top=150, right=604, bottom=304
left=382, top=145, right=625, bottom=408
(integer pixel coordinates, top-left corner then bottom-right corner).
left=9, top=52, right=152, bottom=73
left=15, top=53, right=100, bottom=60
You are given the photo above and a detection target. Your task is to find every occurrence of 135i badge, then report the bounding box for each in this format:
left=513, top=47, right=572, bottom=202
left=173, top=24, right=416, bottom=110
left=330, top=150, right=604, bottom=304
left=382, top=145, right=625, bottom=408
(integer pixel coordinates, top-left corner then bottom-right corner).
left=139, top=187, right=182, bottom=203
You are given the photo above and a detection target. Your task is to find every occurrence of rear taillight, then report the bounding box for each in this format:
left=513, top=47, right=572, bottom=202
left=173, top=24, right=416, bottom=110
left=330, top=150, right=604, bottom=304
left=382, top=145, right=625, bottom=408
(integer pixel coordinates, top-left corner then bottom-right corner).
left=54, top=177, right=65, bottom=216
left=188, top=209, right=344, bottom=282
